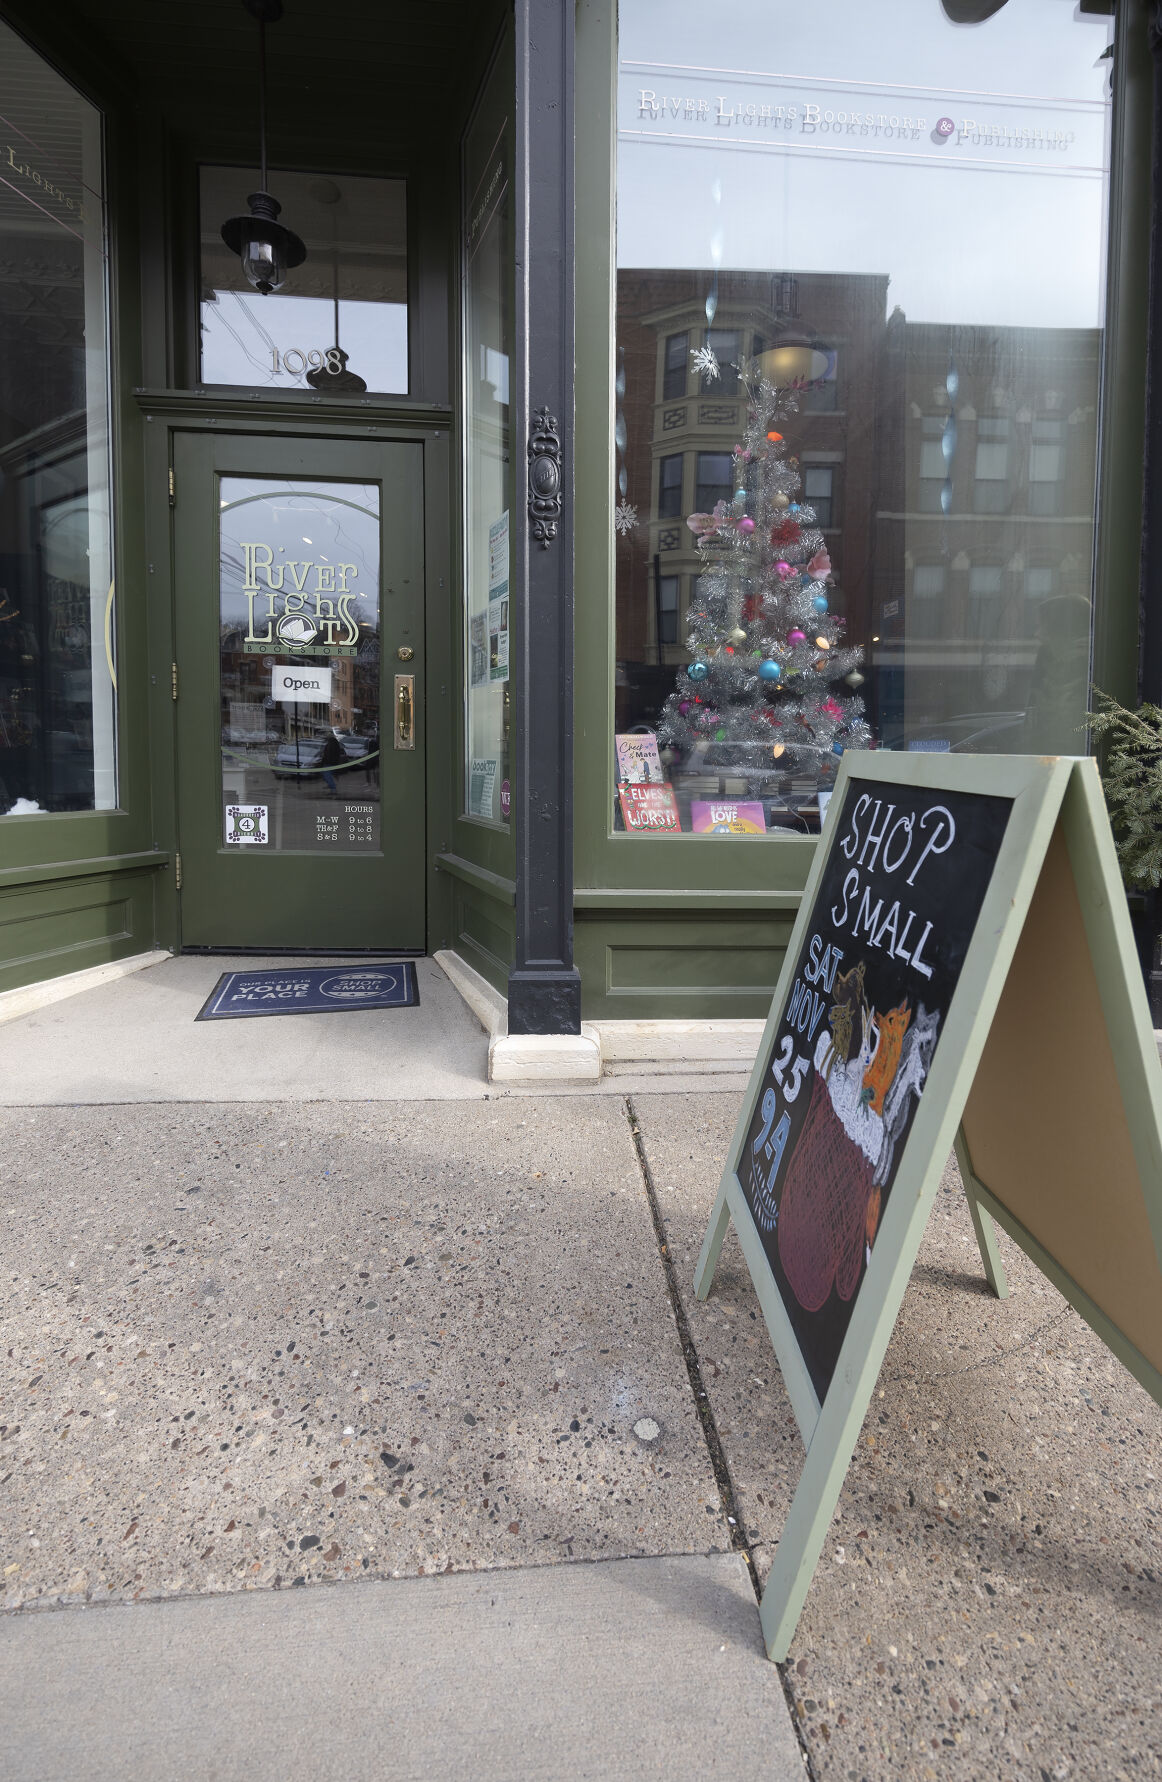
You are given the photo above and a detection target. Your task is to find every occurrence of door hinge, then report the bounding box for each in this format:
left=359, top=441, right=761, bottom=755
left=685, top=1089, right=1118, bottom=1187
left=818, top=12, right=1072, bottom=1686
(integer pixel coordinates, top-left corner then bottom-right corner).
left=168, top=466, right=176, bottom=506
left=171, top=662, right=178, bottom=700
left=174, top=852, right=182, bottom=892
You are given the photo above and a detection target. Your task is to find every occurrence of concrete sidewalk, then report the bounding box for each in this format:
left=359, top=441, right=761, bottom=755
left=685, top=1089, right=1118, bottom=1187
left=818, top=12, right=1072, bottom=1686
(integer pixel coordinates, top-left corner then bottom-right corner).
left=0, top=1554, right=795, bottom=1782
left=1, top=957, right=1159, bottom=1779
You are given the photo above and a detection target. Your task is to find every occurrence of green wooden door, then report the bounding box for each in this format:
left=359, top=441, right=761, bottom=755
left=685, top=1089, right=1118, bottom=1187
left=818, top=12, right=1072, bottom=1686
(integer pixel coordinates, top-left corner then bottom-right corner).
left=173, top=432, right=426, bottom=950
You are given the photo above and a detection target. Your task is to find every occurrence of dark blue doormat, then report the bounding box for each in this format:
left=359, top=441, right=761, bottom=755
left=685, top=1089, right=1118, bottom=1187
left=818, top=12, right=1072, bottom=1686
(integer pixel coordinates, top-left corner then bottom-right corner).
left=196, top=961, right=420, bottom=1021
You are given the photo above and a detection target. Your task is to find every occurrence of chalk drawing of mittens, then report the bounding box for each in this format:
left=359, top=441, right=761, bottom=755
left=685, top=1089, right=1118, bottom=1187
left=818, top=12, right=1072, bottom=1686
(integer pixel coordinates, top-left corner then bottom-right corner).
left=777, top=1070, right=877, bottom=1313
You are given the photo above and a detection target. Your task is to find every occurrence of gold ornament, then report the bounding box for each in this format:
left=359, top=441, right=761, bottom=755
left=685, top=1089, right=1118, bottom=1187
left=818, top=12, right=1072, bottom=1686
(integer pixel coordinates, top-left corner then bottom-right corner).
left=773, top=493, right=790, bottom=510
left=728, top=626, right=747, bottom=646
left=815, top=636, right=830, bottom=650
left=772, top=742, right=785, bottom=759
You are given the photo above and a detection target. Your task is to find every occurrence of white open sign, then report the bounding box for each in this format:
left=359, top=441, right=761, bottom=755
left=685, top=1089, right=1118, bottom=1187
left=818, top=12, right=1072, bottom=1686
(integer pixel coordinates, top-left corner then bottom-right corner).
left=271, top=664, right=333, bottom=705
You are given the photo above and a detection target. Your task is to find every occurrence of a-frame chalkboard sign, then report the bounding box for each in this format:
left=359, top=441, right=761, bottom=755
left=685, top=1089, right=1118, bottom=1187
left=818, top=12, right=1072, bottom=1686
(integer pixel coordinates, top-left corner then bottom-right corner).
left=696, top=753, right=1162, bottom=1661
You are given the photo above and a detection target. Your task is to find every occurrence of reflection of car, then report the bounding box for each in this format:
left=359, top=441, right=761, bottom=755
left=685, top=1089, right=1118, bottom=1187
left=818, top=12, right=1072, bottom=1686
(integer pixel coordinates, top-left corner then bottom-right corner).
left=224, top=726, right=279, bottom=745
left=335, top=731, right=378, bottom=762
left=883, top=712, right=1025, bottom=753
left=272, top=739, right=325, bottom=779
left=271, top=734, right=380, bottom=779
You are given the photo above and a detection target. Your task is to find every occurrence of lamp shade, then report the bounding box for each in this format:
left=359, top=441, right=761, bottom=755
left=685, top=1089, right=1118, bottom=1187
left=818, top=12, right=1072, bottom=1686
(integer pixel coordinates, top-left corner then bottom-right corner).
left=220, top=191, right=306, bottom=296
left=759, top=333, right=830, bottom=388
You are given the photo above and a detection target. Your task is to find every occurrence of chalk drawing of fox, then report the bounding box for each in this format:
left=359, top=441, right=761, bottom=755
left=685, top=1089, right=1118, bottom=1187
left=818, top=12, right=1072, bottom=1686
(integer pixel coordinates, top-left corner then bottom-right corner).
left=872, top=1003, right=940, bottom=1189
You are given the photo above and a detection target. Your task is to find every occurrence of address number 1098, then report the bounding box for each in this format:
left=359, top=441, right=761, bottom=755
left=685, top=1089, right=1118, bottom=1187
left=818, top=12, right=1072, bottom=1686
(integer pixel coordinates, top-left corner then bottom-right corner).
left=271, top=348, right=344, bottom=376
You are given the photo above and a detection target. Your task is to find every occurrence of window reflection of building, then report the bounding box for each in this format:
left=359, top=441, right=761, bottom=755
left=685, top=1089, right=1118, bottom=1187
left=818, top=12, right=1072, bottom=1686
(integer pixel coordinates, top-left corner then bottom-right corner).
left=873, top=315, right=1099, bottom=757
left=617, top=269, right=1100, bottom=765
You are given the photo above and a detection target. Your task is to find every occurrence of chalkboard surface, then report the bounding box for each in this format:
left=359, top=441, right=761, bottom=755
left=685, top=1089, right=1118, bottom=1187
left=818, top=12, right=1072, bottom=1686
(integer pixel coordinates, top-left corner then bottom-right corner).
left=740, top=780, right=1013, bottom=1401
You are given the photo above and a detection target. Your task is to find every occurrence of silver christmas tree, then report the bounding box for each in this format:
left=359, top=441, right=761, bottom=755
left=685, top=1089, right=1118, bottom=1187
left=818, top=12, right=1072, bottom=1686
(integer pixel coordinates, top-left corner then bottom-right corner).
left=657, top=360, right=871, bottom=791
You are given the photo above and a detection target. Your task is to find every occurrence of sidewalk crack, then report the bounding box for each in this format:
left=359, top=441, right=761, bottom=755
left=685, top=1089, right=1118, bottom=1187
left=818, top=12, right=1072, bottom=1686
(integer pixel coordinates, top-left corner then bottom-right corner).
left=624, top=1097, right=819, bottom=1781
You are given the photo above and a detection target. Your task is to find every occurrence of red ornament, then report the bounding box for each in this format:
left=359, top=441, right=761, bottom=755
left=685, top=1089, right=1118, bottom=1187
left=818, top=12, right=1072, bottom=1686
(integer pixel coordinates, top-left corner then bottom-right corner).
left=767, top=431, right=783, bottom=442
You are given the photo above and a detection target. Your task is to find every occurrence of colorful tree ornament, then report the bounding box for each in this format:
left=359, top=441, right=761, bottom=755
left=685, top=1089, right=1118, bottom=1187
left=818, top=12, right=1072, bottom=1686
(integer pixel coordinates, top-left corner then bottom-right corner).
left=688, top=661, right=708, bottom=682
left=759, top=659, right=782, bottom=682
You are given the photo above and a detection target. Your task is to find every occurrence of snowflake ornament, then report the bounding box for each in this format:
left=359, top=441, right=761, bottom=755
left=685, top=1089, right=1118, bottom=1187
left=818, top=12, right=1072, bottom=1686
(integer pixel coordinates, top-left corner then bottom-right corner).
left=613, top=500, right=639, bottom=537
left=690, top=344, right=720, bottom=382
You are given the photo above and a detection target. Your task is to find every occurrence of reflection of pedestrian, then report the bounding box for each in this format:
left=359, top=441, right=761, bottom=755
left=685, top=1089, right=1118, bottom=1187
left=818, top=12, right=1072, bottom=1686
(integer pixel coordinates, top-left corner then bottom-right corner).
left=317, top=729, right=345, bottom=796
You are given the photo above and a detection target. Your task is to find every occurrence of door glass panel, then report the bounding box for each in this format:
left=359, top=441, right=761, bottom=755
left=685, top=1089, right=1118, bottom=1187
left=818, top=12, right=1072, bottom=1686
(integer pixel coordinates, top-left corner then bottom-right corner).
left=219, top=478, right=381, bottom=851
left=199, top=169, right=407, bottom=394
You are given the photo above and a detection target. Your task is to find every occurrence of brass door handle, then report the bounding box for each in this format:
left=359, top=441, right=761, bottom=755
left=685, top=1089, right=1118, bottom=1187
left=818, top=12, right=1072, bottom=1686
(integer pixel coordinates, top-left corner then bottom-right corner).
left=394, top=674, right=415, bottom=750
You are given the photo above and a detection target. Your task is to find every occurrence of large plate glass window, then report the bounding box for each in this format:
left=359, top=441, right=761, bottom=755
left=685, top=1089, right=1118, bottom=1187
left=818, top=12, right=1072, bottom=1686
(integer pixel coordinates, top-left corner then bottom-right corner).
left=219, top=478, right=382, bottom=851
left=613, top=0, right=1112, bottom=837
left=0, top=19, right=114, bottom=817
left=461, top=51, right=513, bottom=825
left=199, top=169, right=407, bottom=394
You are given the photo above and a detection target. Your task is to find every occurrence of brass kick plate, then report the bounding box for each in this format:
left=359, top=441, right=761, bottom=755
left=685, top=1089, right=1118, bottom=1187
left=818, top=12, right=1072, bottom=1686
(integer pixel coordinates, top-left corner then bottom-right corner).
left=394, top=674, right=415, bottom=749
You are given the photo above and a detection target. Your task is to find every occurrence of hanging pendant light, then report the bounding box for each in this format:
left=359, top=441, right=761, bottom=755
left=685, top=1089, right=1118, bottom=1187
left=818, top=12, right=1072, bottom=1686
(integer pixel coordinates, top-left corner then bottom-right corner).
left=220, top=0, right=306, bottom=295
left=759, top=328, right=830, bottom=390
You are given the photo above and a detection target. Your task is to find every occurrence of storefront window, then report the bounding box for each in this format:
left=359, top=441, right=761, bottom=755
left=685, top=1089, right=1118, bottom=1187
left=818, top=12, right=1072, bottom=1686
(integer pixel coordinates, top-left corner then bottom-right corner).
left=199, top=169, right=407, bottom=394
left=614, top=0, right=1113, bottom=836
left=461, top=54, right=513, bottom=826
left=0, top=20, right=114, bottom=817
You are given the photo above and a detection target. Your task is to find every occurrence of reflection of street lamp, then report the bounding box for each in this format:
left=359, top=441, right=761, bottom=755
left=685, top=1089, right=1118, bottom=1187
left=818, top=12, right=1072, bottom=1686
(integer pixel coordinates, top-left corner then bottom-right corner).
left=219, top=1, right=306, bottom=295
left=940, top=0, right=1008, bottom=17
left=305, top=178, right=367, bottom=393
left=760, top=328, right=830, bottom=389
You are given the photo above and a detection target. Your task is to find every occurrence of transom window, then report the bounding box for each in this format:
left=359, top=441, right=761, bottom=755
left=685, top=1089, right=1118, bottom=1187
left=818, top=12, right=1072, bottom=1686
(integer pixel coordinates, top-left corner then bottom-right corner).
left=199, top=168, right=408, bottom=394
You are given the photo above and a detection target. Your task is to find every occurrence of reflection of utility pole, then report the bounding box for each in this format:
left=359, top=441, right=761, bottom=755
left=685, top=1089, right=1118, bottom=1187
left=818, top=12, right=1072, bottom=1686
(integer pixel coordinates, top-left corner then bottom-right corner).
left=305, top=178, right=367, bottom=394
left=652, top=551, right=664, bottom=667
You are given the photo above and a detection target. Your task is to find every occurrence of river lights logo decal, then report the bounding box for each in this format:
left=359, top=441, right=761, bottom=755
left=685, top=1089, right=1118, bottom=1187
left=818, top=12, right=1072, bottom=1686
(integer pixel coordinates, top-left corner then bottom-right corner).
left=241, top=542, right=360, bottom=657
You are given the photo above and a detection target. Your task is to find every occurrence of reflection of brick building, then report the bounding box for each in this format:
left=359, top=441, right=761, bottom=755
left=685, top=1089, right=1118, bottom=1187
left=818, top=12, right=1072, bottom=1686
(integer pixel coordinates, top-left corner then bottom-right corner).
left=616, top=271, right=1101, bottom=758
left=872, top=313, right=1100, bottom=755
left=615, top=268, right=889, bottom=732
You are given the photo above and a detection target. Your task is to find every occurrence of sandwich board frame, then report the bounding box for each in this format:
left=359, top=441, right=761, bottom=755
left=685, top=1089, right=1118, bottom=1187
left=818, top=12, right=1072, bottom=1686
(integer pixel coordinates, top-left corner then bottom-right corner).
left=695, top=753, right=1162, bottom=1661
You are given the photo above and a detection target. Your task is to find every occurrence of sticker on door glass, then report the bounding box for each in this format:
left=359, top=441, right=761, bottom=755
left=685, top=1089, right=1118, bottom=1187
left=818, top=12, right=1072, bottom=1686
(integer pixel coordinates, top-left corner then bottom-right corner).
left=225, top=804, right=269, bottom=845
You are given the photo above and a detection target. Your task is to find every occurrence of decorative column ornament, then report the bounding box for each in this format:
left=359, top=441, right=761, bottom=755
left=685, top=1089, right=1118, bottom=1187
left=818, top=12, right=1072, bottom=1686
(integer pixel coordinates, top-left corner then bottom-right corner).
left=527, top=406, right=563, bottom=546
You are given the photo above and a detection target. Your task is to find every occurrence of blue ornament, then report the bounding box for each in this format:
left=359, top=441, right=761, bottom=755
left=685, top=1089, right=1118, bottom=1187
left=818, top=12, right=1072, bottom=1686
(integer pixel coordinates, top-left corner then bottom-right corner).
left=758, top=659, right=782, bottom=683
left=789, top=503, right=801, bottom=514
left=688, top=661, right=709, bottom=682
left=832, top=740, right=845, bottom=755
left=813, top=595, right=829, bottom=614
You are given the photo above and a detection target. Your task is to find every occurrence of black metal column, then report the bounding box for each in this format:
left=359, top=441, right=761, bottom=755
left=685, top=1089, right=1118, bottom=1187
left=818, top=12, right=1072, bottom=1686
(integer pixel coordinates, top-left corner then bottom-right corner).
left=507, top=0, right=580, bottom=1035
left=1140, top=1, right=1162, bottom=701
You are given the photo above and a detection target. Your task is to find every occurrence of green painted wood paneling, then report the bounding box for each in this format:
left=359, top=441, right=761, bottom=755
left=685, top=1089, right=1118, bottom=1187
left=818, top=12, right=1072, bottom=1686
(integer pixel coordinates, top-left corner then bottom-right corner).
left=0, top=868, right=159, bottom=994
left=575, top=908, right=796, bottom=1021
left=453, top=881, right=514, bottom=996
